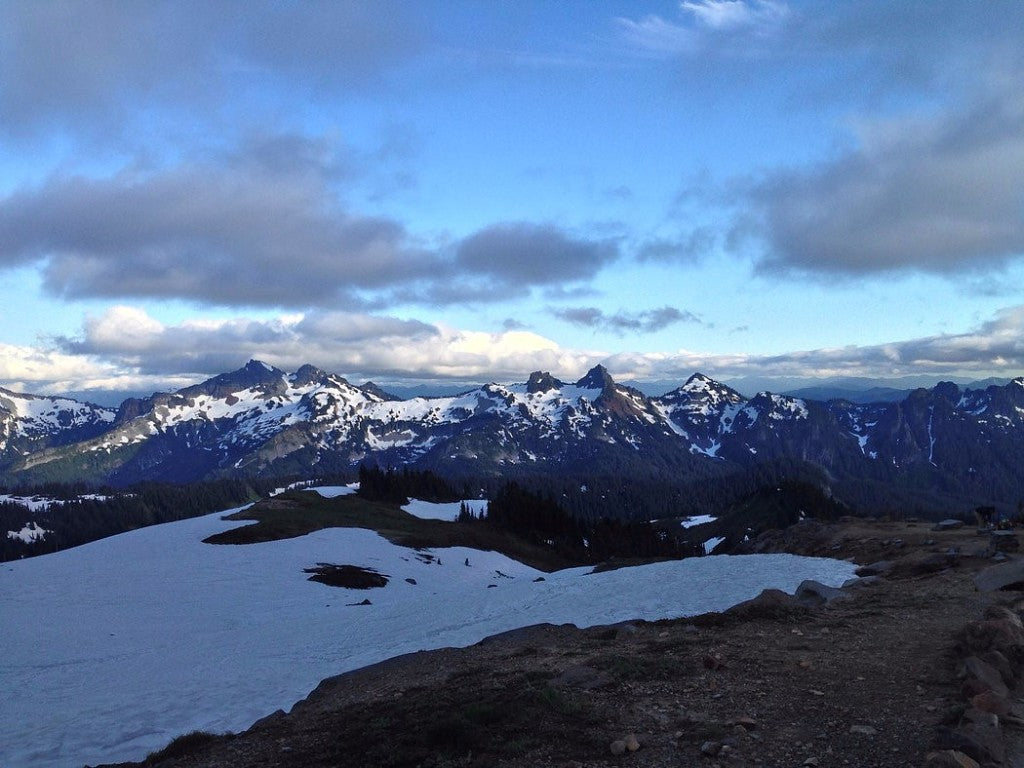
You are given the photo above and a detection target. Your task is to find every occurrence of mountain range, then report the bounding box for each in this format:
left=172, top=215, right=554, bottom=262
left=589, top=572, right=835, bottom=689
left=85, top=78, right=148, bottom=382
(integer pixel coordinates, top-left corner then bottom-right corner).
left=3, top=359, right=1024, bottom=514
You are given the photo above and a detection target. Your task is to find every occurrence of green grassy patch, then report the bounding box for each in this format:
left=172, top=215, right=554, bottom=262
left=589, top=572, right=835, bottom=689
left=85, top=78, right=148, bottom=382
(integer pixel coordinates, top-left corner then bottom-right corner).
left=203, top=490, right=583, bottom=571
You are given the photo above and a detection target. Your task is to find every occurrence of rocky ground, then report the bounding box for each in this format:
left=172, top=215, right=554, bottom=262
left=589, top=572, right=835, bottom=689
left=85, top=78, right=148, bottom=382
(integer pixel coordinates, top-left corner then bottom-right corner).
left=99, top=518, right=1024, bottom=768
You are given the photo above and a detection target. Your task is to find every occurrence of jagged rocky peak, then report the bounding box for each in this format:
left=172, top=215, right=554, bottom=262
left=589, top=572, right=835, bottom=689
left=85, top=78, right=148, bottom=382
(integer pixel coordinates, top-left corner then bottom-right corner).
left=663, top=372, right=742, bottom=402
left=291, top=364, right=328, bottom=388
left=932, top=381, right=961, bottom=403
left=360, top=381, right=401, bottom=402
left=683, top=372, right=720, bottom=391
left=182, top=359, right=287, bottom=400
left=575, top=364, right=616, bottom=391
left=526, top=371, right=565, bottom=394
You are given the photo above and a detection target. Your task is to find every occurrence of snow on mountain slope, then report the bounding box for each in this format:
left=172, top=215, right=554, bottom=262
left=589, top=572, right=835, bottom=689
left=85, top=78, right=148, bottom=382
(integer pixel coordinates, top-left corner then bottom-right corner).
left=0, top=494, right=856, bottom=768
left=0, top=388, right=115, bottom=452
left=401, top=498, right=488, bottom=521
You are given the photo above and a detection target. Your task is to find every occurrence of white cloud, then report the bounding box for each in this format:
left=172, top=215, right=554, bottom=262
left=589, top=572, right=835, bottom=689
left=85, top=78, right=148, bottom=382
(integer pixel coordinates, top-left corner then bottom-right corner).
left=0, top=304, right=1007, bottom=398
left=681, top=1, right=788, bottom=31
left=616, top=0, right=789, bottom=56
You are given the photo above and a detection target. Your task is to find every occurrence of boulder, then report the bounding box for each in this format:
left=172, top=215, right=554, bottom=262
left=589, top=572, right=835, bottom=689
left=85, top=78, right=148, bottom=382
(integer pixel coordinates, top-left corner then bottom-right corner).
left=795, top=580, right=850, bottom=606
left=933, top=722, right=1004, bottom=764
left=854, top=560, right=894, bottom=577
left=971, top=690, right=1010, bottom=716
left=925, top=750, right=980, bottom=768
left=726, top=588, right=807, bottom=619
left=978, top=649, right=1014, bottom=685
left=961, top=656, right=1009, bottom=698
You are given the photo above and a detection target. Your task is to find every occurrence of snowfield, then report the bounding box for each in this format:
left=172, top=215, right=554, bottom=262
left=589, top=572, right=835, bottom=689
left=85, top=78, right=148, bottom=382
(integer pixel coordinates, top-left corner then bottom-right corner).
left=401, top=497, right=488, bottom=521
left=0, top=492, right=856, bottom=768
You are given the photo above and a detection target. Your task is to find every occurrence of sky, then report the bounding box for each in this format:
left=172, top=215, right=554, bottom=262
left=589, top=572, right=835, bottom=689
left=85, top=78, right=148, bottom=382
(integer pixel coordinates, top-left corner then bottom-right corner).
left=2, top=0, right=1024, bottom=403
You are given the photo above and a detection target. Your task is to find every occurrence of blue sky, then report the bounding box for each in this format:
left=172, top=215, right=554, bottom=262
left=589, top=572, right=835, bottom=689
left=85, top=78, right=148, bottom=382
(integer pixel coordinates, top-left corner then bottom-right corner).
left=2, top=0, right=1024, bottom=401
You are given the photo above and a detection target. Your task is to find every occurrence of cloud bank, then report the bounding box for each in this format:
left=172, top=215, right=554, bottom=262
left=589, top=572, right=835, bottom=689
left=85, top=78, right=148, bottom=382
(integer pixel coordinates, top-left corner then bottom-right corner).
left=0, top=134, right=617, bottom=309
left=750, top=76, right=1024, bottom=276
left=0, top=304, right=1017, bottom=398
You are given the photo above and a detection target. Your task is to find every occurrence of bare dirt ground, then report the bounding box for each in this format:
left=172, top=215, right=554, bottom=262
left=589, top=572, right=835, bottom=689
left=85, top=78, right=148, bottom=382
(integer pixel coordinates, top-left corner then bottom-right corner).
left=99, top=519, right=1021, bottom=768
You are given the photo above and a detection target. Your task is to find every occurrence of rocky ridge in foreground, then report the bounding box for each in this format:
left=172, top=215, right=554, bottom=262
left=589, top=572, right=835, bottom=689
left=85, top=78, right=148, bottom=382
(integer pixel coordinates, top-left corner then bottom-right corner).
left=99, top=519, right=1024, bottom=768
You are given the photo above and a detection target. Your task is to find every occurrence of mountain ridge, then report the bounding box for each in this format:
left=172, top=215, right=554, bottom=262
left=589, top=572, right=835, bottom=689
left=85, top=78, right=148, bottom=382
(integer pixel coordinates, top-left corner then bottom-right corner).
left=4, top=361, right=1024, bottom=514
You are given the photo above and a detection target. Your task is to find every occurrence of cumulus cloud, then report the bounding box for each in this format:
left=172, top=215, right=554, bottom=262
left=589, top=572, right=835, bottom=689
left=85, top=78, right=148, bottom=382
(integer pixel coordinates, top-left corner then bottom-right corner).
left=54, top=306, right=599, bottom=385
left=455, top=223, right=619, bottom=289
left=0, top=343, right=117, bottom=393
left=553, top=306, right=701, bottom=334
left=0, top=136, right=432, bottom=306
left=0, top=136, right=618, bottom=308
left=618, top=1, right=1024, bottom=279
left=8, top=304, right=1024, bottom=397
left=749, top=75, right=1024, bottom=276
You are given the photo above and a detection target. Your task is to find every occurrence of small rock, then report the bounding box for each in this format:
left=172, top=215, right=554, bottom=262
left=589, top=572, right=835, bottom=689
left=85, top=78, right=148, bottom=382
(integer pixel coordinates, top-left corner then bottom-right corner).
left=808, top=689, right=825, bottom=696
left=610, top=739, right=627, bottom=756
left=734, top=715, right=757, bottom=729
left=849, top=724, right=877, bottom=735
left=971, top=690, right=1010, bottom=716
left=533, top=576, right=546, bottom=582
left=855, top=560, right=894, bottom=577
left=624, top=734, right=640, bottom=752
left=700, top=740, right=722, bottom=756
left=803, top=758, right=820, bottom=767
left=703, top=654, right=726, bottom=671
left=934, top=519, right=964, bottom=531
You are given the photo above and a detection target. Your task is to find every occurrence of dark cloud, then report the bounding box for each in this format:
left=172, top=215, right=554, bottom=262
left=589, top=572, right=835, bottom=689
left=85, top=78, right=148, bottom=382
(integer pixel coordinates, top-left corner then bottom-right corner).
left=749, top=76, right=1024, bottom=276
left=0, top=137, right=618, bottom=309
left=0, top=1, right=423, bottom=138
left=618, top=2, right=1024, bottom=100
left=553, top=306, right=699, bottom=335
left=456, top=223, right=619, bottom=287
left=0, top=136, right=433, bottom=307
left=553, top=307, right=605, bottom=327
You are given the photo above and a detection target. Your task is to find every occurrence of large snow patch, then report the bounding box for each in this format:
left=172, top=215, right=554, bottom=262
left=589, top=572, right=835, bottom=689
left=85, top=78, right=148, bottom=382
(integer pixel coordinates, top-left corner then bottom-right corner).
left=0, top=503, right=855, bottom=768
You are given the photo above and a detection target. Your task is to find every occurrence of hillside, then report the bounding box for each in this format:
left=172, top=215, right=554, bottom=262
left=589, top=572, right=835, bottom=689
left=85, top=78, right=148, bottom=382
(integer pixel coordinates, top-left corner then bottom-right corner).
left=0, top=488, right=855, bottom=768
left=99, top=518, right=1024, bottom=768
